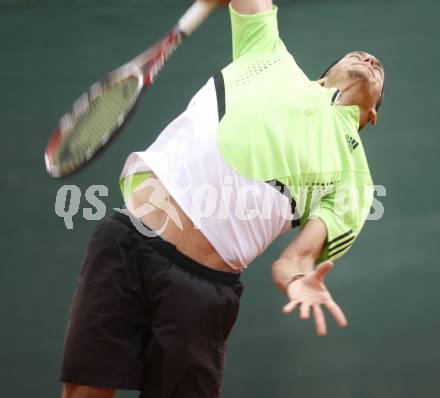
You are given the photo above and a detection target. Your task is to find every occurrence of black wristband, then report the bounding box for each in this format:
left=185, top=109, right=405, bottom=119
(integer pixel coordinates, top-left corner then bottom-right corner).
left=287, top=274, right=306, bottom=286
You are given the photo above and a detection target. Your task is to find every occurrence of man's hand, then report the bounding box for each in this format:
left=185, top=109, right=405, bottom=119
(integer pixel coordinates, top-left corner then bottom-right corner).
left=282, top=261, right=348, bottom=336
left=272, top=218, right=346, bottom=336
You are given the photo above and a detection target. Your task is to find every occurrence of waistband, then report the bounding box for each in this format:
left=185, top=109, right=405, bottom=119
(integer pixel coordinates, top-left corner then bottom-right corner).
left=111, top=210, right=241, bottom=285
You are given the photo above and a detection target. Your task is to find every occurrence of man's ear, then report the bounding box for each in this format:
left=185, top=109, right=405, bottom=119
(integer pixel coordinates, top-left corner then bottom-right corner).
left=368, top=109, right=378, bottom=126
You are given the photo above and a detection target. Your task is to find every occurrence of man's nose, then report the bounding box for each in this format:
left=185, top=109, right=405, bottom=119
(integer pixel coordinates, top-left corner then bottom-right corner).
left=364, top=55, right=379, bottom=67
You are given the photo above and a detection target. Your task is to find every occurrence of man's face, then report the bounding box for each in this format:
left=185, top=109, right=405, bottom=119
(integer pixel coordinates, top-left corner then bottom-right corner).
left=327, top=51, right=385, bottom=111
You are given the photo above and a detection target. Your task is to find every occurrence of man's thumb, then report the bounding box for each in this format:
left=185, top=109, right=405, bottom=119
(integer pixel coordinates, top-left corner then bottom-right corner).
left=315, top=260, right=334, bottom=280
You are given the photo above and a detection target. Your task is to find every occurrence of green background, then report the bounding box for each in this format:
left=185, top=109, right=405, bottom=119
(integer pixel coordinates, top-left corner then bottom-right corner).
left=1, top=0, right=439, bottom=397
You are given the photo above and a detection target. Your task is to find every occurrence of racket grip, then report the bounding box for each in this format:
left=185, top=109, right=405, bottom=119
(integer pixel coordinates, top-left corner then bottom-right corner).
left=178, top=0, right=218, bottom=36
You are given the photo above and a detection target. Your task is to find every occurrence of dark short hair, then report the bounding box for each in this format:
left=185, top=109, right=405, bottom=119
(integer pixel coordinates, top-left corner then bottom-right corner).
left=320, top=58, right=384, bottom=111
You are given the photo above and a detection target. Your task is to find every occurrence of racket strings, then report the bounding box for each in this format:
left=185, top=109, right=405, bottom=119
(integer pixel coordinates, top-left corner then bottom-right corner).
left=54, top=77, right=139, bottom=168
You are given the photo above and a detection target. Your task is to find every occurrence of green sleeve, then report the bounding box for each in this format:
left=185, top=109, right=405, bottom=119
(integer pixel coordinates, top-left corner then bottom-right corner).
left=229, top=3, right=285, bottom=60
left=309, top=185, right=374, bottom=262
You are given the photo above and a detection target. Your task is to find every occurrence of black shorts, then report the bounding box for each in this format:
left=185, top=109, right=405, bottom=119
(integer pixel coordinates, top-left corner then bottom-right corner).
left=61, top=211, right=243, bottom=398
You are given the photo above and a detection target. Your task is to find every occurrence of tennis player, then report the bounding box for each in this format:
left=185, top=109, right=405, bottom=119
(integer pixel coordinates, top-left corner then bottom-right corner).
left=60, top=0, right=385, bottom=397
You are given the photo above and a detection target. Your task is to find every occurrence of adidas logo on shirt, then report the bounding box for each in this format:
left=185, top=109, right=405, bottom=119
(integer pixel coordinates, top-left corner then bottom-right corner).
left=345, top=134, right=359, bottom=153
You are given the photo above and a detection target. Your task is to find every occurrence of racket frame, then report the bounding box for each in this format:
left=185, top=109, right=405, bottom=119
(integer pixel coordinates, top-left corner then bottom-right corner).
left=45, top=0, right=218, bottom=178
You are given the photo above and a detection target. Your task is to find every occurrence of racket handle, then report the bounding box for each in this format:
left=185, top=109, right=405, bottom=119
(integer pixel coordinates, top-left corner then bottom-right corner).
left=178, top=0, right=218, bottom=36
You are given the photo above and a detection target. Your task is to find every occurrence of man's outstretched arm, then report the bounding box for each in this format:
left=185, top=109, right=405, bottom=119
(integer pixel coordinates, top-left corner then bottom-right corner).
left=231, top=0, right=272, bottom=14
left=272, top=218, right=348, bottom=336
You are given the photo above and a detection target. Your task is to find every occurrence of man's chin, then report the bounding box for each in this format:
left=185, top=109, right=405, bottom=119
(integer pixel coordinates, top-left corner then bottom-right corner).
left=348, top=67, right=371, bottom=82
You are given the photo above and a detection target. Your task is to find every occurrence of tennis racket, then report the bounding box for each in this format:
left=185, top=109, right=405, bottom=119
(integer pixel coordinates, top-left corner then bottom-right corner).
left=45, top=0, right=223, bottom=178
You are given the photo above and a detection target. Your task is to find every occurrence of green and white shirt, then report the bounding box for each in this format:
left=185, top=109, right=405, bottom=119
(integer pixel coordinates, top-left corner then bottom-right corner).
left=121, top=5, right=374, bottom=270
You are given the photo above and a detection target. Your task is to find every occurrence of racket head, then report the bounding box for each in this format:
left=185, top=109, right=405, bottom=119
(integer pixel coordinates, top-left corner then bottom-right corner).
left=45, top=64, right=143, bottom=178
